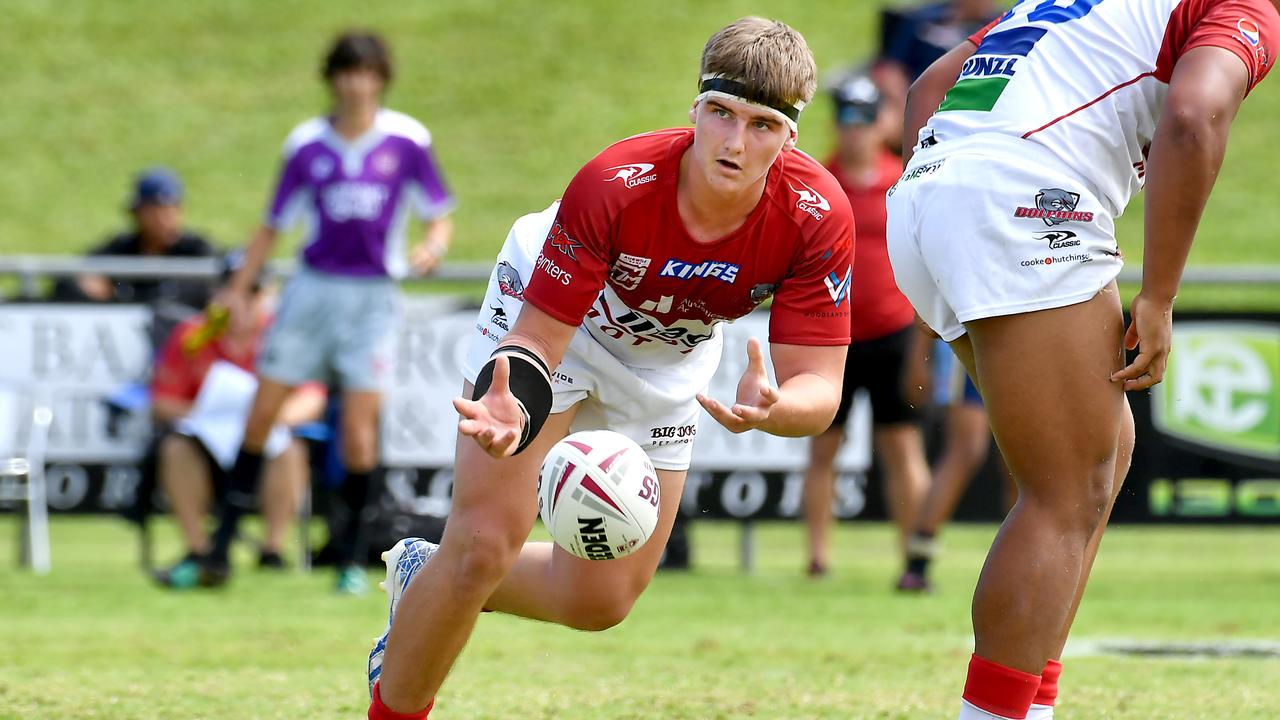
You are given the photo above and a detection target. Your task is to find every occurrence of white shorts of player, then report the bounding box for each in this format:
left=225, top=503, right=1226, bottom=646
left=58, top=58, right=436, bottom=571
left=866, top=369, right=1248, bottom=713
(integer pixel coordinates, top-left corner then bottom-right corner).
left=462, top=203, right=723, bottom=472
left=886, top=132, right=1123, bottom=343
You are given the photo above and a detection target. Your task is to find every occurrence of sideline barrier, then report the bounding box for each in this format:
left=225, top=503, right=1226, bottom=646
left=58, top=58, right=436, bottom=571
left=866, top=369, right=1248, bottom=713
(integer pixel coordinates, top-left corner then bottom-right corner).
left=1, top=299, right=1276, bottom=526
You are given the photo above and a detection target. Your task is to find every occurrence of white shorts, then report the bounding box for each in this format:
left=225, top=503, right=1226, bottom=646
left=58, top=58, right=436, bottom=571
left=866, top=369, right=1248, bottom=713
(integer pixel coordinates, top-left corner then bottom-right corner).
left=462, top=205, right=723, bottom=471
left=886, top=133, right=1123, bottom=342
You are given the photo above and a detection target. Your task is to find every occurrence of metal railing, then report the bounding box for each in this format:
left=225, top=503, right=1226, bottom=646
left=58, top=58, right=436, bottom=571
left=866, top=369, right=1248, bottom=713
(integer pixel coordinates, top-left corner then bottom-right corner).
left=0, top=255, right=496, bottom=298
left=2, top=254, right=1279, bottom=299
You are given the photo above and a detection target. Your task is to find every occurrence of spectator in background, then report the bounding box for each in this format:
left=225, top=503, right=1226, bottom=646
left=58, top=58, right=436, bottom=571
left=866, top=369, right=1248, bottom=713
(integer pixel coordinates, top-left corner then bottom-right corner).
left=152, top=254, right=326, bottom=588
left=205, top=30, right=455, bottom=594
left=896, top=339, right=995, bottom=591
left=873, top=1, right=1005, bottom=152
left=802, top=72, right=929, bottom=581
left=56, top=167, right=217, bottom=309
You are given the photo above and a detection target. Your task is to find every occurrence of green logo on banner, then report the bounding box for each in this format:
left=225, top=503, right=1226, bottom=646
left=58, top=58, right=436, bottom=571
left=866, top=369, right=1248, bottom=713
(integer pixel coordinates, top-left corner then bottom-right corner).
left=1152, top=322, right=1280, bottom=460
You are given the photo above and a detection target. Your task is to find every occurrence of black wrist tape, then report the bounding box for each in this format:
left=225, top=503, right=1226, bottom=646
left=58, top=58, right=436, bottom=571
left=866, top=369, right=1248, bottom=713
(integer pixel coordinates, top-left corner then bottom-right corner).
left=472, top=344, right=554, bottom=455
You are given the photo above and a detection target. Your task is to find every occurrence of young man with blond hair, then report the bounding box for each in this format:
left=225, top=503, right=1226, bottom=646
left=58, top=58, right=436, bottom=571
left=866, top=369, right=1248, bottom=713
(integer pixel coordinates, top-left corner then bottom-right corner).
left=366, top=17, right=856, bottom=719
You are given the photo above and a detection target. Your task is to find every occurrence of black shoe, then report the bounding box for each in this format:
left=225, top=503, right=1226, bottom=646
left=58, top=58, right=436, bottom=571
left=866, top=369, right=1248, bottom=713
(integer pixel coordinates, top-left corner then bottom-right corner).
left=198, top=557, right=232, bottom=587
left=258, top=550, right=287, bottom=570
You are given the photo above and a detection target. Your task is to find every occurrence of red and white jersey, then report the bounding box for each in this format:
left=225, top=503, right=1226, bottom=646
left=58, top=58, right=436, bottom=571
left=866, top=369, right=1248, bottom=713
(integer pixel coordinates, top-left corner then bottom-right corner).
left=522, top=128, right=855, bottom=369
left=923, top=0, right=1280, bottom=216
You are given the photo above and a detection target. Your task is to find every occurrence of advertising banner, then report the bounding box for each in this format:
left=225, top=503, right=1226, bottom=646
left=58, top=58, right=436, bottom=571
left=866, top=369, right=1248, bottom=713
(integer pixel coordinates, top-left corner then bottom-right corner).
left=2, top=303, right=1274, bottom=523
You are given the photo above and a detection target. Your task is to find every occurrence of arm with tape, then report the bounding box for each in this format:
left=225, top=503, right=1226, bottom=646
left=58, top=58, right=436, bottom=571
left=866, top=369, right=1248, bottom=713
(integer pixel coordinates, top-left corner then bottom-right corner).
left=471, top=345, right=554, bottom=455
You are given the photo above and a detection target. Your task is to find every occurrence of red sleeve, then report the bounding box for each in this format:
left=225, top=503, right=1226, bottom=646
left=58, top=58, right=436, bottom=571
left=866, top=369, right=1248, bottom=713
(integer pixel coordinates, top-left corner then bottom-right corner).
left=522, top=163, right=616, bottom=326
left=768, top=195, right=855, bottom=347
left=151, top=323, right=198, bottom=404
left=969, top=17, right=1004, bottom=47
left=1157, top=0, right=1280, bottom=92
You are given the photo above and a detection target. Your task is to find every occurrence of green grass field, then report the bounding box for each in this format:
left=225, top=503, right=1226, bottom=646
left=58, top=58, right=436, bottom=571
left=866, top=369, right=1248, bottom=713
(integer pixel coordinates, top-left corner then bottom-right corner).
left=3, top=1, right=1279, bottom=307
left=2, top=517, right=1278, bottom=719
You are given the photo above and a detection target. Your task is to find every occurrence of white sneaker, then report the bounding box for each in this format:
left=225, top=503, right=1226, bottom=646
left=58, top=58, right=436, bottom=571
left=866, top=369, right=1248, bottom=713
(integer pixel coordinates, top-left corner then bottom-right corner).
left=367, top=537, right=439, bottom=697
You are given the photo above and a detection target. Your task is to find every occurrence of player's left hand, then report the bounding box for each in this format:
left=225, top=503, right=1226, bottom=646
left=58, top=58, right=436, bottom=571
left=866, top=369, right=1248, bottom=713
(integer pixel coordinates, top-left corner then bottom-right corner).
left=1111, top=292, right=1173, bottom=392
left=409, top=240, right=446, bottom=276
left=697, top=337, right=779, bottom=433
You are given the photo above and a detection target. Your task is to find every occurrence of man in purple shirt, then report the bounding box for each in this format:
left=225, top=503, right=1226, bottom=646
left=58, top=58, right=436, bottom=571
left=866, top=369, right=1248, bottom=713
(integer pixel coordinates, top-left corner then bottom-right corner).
left=158, top=31, right=454, bottom=593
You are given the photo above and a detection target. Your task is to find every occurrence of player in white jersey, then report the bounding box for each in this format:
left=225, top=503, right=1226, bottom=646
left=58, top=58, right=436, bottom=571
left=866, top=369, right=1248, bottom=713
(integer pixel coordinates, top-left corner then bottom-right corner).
left=886, top=1, right=1280, bottom=718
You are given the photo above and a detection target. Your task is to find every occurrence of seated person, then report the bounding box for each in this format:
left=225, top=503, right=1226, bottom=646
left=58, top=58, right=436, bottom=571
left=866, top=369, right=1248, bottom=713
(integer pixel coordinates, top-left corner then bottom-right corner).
left=54, top=167, right=217, bottom=310
left=151, top=254, right=325, bottom=588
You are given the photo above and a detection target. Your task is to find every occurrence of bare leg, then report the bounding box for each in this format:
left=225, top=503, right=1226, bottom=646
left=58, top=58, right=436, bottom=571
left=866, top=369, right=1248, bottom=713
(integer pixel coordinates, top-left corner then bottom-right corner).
left=208, top=377, right=295, bottom=565
left=260, top=439, right=307, bottom=555
left=341, top=390, right=381, bottom=473
left=915, top=403, right=991, bottom=536
left=485, top=467, right=687, bottom=629
left=961, top=285, right=1129, bottom=673
left=242, top=378, right=295, bottom=451
left=802, top=429, right=843, bottom=572
left=1052, top=396, right=1134, bottom=657
left=157, top=434, right=212, bottom=554
left=377, top=394, right=579, bottom=712
left=874, top=423, right=930, bottom=551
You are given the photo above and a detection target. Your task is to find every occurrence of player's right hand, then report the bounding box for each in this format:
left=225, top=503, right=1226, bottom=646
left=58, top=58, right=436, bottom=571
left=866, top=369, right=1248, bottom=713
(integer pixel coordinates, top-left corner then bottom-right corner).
left=1111, top=293, right=1173, bottom=392
left=453, top=355, right=526, bottom=458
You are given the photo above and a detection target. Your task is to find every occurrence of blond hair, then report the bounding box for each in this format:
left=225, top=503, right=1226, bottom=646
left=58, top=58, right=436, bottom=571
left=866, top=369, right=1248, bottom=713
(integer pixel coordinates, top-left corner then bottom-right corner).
left=700, top=17, right=817, bottom=110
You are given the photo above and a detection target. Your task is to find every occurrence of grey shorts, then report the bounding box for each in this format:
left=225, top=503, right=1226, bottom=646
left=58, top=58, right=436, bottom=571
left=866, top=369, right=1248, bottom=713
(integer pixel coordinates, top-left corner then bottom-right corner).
left=257, top=267, right=399, bottom=391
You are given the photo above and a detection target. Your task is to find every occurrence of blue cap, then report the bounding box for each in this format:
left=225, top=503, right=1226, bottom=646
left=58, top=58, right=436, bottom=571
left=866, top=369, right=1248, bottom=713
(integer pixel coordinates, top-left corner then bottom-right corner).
left=129, top=167, right=184, bottom=209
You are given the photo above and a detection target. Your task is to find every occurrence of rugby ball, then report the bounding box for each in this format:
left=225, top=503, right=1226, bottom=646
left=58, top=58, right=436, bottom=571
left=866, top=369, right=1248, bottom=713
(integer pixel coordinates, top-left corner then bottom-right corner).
left=538, top=430, right=661, bottom=560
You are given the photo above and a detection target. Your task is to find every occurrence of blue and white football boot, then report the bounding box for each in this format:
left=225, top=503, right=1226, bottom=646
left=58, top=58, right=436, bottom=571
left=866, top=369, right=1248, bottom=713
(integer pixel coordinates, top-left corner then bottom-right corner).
left=367, top=537, right=439, bottom=697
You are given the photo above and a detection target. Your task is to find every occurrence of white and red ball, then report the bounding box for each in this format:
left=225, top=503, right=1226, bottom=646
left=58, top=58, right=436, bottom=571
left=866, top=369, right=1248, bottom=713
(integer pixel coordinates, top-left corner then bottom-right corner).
left=538, top=430, right=661, bottom=560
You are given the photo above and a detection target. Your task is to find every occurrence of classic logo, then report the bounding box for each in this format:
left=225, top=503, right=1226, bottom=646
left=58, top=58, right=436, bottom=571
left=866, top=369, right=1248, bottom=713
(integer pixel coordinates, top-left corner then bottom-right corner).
left=489, top=305, right=509, bottom=331
left=546, top=222, right=582, bottom=261
left=789, top=179, right=831, bottom=220
left=1035, top=230, right=1081, bottom=249
left=1152, top=322, right=1280, bottom=461
left=609, top=253, right=651, bottom=291
left=495, top=261, right=525, bottom=300
left=1015, top=188, right=1093, bottom=226
left=604, top=163, right=657, bottom=189
left=660, top=259, right=740, bottom=284
left=824, top=266, right=851, bottom=308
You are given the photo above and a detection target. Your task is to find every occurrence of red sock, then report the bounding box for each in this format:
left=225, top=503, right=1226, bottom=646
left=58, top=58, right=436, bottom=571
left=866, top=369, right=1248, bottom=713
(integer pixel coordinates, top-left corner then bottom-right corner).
left=368, top=682, right=433, bottom=720
left=1033, top=659, right=1062, bottom=707
left=962, top=654, right=1041, bottom=719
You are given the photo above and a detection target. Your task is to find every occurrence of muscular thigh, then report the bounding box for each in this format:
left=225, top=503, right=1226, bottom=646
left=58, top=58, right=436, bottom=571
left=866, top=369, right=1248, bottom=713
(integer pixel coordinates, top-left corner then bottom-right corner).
left=964, top=284, right=1126, bottom=491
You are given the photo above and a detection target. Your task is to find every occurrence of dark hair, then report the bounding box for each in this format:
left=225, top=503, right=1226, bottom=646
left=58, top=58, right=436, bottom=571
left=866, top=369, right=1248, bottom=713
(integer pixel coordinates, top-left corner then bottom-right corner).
left=323, top=31, right=393, bottom=85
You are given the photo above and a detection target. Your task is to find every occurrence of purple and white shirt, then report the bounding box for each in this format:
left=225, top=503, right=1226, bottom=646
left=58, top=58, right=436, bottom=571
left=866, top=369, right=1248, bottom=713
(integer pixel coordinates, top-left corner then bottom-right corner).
left=266, top=109, right=454, bottom=278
